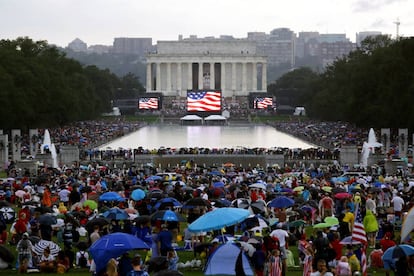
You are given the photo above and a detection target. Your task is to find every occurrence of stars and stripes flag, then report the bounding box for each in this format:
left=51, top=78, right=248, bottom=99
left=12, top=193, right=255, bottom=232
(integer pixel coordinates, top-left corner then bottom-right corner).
left=302, top=255, right=313, bottom=276
left=255, top=97, right=273, bottom=109
left=187, top=91, right=221, bottom=112
left=139, top=98, right=159, bottom=109
left=269, top=255, right=282, bottom=276
left=352, top=203, right=368, bottom=276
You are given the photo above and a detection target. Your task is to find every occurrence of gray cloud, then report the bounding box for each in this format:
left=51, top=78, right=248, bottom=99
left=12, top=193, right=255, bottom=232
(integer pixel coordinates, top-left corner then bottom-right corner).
left=352, top=0, right=407, bottom=12
left=369, top=18, right=389, bottom=28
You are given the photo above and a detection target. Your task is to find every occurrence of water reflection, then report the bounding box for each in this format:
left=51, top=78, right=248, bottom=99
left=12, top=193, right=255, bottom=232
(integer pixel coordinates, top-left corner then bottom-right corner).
left=100, top=125, right=316, bottom=150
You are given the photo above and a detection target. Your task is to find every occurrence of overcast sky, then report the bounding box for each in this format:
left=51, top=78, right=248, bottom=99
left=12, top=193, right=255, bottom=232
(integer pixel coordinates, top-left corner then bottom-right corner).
left=1, top=0, right=413, bottom=47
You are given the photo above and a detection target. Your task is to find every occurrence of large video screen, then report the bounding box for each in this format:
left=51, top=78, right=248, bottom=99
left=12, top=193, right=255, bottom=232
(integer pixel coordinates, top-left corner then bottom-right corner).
left=254, top=97, right=273, bottom=109
left=187, top=90, right=221, bottom=112
left=138, top=97, right=159, bottom=110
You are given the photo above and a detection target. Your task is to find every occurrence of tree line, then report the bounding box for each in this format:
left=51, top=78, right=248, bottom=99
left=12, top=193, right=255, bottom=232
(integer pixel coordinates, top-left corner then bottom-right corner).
left=269, top=35, right=414, bottom=130
left=2, top=36, right=414, bottom=130
left=0, top=37, right=145, bottom=130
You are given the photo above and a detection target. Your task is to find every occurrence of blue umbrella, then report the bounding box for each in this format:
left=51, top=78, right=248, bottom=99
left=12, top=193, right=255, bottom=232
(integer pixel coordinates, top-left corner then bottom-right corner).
left=340, top=236, right=362, bottom=245
left=208, top=171, right=222, bottom=176
left=153, top=197, right=182, bottom=210
left=102, top=208, right=129, bottom=220
left=130, top=189, right=146, bottom=201
left=383, top=244, right=414, bottom=261
left=151, top=210, right=186, bottom=222
left=213, top=181, right=225, bottom=188
left=89, top=232, right=149, bottom=273
left=210, top=198, right=232, bottom=208
left=99, top=191, right=125, bottom=202
left=268, top=196, right=295, bottom=208
left=145, top=175, right=162, bottom=182
left=188, top=207, right=250, bottom=232
left=213, top=234, right=235, bottom=243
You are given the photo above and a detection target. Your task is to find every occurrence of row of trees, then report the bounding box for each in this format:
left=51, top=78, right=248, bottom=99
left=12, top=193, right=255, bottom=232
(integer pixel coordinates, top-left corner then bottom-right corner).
left=0, top=37, right=145, bottom=130
left=269, top=36, right=414, bottom=129
left=2, top=36, right=414, bottom=130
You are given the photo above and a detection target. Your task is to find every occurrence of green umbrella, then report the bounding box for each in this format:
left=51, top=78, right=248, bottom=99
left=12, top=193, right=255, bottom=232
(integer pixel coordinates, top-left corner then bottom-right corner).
left=83, top=199, right=98, bottom=210
left=322, top=186, right=332, bottom=192
left=324, top=216, right=339, bottom=226
left=313, top=222, right=331, bottom=228
left=289, top=220, right=306, bottom=228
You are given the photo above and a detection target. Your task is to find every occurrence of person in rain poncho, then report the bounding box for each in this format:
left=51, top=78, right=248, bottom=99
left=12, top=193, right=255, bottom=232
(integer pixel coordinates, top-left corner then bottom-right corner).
left=363, top=210, right=379, bottom=248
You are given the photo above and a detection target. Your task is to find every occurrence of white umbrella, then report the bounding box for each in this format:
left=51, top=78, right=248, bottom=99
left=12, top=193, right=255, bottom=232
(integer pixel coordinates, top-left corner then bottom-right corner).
left=401, top=206, right=414, bottom=243
left=0, top=207, right=16, bottom=223
left=249, top=183, right=266, bottom=190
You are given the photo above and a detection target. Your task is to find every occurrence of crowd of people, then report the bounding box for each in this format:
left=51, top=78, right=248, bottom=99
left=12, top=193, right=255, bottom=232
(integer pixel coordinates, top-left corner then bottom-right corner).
left=1, top=118, right=413, bottom=275
left=13, top=119, right=375, bottom=162
left=0, top=152, right=412, bottom=275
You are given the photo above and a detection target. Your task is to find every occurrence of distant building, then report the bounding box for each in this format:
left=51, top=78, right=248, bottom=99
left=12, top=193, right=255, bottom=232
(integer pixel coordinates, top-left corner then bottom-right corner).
left=67, top=38, right=87, bottom=52
left=112, top=37, right=154, bottom=56
left=356, top=31, right=382, bottom=46
left=255, top=28, right=295, bottom=67
left=317, top=34, right=349, bottom=43
left=247, top=32, right=267, bottom=41
left=320, top=41, right=356, bottom=67
left=295, top=31, right=319, bottom=58
left=146, top=38, right=267, bottom=97
left=87, top=44, right=112, bottom=54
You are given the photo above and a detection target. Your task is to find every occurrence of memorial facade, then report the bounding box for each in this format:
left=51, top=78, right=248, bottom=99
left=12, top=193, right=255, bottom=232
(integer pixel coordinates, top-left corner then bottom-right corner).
left=146, top=39, right=267, bottom=98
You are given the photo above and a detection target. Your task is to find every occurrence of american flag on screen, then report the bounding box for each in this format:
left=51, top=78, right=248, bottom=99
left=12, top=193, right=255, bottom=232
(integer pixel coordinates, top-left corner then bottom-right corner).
left=352, top=203, right=367, bottom=276
left=139, top=98, right=158, bottom=109
left=187, top=91, right=221, bottom=112
left=255, top=97, right=273, bottom=109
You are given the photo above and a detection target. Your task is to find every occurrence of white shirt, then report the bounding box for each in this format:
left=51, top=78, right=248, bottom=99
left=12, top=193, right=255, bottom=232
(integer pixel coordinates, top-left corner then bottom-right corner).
left=270, top=229, right=289, bottom=247
left=365, top=198, right=377, bottom=214
left=201, top=193, right=208, bottom=200
left=391, top=195, right=404, bottom=211
left=58, top=189, right=71, bottom=202
left=76, top=251, right=90, bottom=266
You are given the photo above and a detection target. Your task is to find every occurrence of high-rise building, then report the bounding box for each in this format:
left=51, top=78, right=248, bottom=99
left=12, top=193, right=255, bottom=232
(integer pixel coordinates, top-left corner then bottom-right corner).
left=295, top=32, right=319, bottom=58
left=112, top=37, right=153, bottom=56
left=319, top=41, right=356, bottom=67
left=317, top=34, right=349, bottom=43
left=255, top=28, right=295, bottom=67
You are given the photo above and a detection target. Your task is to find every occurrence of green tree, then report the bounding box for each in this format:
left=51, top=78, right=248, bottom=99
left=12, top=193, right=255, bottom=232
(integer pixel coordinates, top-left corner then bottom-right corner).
left=268, top=67, right=320, bottom=108
left=115, top=73, right=145, bottom=99
left=0, top=37, right=127, bottom=130
left=305, top=37, right=414, bottom=129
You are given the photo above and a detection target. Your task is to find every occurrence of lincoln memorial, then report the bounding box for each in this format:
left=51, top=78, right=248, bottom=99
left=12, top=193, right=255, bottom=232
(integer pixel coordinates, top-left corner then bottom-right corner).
left=146, top=39, right=267, bottom=98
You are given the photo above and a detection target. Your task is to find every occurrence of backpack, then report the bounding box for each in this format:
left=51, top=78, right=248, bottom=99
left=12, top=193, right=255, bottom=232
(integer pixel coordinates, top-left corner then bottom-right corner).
left=78, top=251, right=88, bottom=268
left=19, top=239, right=29, bottom=250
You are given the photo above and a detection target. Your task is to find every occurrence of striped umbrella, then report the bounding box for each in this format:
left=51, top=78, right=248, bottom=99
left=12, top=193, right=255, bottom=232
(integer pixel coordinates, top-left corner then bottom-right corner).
left=33, top=240, right=61, bottom=257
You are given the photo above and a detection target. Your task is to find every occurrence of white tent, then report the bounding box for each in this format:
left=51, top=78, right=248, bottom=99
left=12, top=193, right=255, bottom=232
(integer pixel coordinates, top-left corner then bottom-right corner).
left=180, top=115, right=203, bottom=121
left=204, top=115, right=226, bottom=121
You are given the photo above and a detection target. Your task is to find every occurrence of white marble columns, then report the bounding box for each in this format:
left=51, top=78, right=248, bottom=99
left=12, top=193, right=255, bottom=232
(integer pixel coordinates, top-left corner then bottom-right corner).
left=210, top=63, right=215, bottom=90
left=146, top=60, right=267, bottom=96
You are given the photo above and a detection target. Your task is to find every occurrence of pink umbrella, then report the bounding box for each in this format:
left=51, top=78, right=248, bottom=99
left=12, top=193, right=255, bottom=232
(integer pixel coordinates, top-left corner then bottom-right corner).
left=334, top=192, right=351, bottom=199
left=15, top=190, right=26, bottom=198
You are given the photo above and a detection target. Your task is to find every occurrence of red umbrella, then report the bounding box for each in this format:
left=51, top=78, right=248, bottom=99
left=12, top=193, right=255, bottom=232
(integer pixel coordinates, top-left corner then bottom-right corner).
left=334, top=192, right=351, bottom=199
